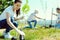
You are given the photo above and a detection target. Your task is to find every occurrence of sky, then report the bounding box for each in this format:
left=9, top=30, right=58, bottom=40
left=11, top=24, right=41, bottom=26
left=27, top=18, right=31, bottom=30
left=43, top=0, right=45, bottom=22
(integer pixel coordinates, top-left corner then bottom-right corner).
left=22, top=0, right=60, bottom=20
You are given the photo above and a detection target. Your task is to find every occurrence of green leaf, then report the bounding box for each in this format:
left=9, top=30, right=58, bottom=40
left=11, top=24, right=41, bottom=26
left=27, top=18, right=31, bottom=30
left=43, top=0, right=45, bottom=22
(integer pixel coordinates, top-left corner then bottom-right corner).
left=22, top=0, right=30, bottom=14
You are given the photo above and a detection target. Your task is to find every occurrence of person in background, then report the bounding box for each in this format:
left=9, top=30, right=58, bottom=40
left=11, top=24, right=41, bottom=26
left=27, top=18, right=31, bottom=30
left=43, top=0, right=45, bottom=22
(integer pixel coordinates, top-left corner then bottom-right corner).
left=27, top=10, right=41, bottom=28
left=53, top=8, right=60, bottom=28
left=0, top=0, right=25, bottom=38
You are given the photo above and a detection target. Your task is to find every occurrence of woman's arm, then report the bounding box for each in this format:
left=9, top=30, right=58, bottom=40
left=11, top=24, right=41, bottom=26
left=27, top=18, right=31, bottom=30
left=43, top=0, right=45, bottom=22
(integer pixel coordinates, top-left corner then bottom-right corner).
left=52, top=13, right=57, bottom=16
left=14, top=16, right=24, bottom=21
left=6, top=13, right=25, bottom=35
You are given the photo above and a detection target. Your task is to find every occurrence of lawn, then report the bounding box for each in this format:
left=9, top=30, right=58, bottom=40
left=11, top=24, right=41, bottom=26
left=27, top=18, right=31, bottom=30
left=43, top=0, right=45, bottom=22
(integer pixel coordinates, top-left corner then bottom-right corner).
left=0, top=23, right=60, bottom=40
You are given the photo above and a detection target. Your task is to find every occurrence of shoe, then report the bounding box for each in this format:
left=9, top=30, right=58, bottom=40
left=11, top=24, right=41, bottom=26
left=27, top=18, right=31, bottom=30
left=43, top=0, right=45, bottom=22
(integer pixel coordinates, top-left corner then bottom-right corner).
left=3, top=32, right=12, bottom=38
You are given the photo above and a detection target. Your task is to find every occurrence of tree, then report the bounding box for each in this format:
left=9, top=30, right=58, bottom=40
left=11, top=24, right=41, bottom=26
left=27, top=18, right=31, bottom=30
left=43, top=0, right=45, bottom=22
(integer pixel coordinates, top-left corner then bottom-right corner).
left=0, top=0, right=30, bottom=14
left=0, top=0, right=13, bottom=14
left=22, top=0, right=30, bottom=14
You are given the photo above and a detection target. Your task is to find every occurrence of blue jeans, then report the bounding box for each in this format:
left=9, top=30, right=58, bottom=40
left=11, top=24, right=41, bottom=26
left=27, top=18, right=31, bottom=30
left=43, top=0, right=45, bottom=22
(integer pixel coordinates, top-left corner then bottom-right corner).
left=0, top=18, right=18, bottom=33
left=27, top=20, right=37, bottom=28
left=55, top=23, right=60, bottom=28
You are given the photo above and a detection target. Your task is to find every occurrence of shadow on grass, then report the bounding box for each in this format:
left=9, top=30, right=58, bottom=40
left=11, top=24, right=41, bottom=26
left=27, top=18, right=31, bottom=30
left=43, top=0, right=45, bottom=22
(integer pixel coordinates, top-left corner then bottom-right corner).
left=0, top=36, right=4, bottom=39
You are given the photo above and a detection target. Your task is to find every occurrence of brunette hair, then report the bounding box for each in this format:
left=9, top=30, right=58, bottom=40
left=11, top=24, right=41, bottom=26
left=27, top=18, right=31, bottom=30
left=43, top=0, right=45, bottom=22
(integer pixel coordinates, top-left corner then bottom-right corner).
left=14, top=0, right=22, bottom=16
left=56, top=8, right=60, bottom=10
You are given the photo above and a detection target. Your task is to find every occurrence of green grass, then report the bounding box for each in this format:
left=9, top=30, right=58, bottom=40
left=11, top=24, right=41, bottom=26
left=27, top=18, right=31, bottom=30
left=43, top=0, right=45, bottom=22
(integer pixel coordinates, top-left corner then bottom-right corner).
left=0, top=23, right=60, bottom=40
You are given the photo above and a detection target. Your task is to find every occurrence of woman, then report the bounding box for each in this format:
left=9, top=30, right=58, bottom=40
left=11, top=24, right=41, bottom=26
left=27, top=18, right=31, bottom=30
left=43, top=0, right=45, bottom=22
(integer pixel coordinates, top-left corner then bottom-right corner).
left=53, top=8, right=60, bottom=28
left=0, top=0, right=25, bottom=38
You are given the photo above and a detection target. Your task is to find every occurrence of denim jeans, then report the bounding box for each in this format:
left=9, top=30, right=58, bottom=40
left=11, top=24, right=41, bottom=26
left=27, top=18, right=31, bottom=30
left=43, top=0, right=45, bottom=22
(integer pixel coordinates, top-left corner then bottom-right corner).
left=27, top=20, right=37, bottom=28
left=55, top=23, right=60, bottom=28
left=0, top=17, right=18, bottom=33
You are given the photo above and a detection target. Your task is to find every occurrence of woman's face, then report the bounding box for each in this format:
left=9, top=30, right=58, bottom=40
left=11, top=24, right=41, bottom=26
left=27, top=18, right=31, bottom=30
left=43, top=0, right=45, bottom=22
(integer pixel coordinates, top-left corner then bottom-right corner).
left=14, top=2, right=22, bottom=10
left=57, top=10, right=60, bottom=13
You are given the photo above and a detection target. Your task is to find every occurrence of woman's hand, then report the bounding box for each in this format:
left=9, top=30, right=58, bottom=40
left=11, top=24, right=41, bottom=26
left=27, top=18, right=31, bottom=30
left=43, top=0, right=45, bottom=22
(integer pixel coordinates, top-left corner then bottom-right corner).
left=57, top=21, right=60, bottom=23
left=52, top=13, right=57, bottom=16
left=20, top=16, right=24, bottom=19
left=14, top=16, right=24, bottom=21
left=19, top=30, right=25, bottom=36
left=15, top=28, right=25, bottom=36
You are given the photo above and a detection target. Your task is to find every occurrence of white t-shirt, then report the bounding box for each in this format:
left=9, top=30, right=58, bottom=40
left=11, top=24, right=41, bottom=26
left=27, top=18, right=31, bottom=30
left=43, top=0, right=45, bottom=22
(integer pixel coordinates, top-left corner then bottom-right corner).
left=28, top=13, right=36, bottom=21
left=57, top=14, right=60, bottom=23
left=0, top=6, right=24, bottom=22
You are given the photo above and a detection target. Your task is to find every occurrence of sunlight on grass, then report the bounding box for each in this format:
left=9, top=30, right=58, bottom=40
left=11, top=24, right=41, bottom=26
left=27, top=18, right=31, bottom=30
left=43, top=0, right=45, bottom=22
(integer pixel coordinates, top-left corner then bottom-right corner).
left=0, top=23, right=60, bottom=40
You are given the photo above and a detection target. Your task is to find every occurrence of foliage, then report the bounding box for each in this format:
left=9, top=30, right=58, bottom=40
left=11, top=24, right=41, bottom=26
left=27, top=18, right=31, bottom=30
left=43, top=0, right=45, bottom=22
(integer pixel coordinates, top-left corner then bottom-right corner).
left=0, top=0, right=13, bottom=15
left=22, top=0, right=30, bottom=14
left=0, top=0, right=30, bottom=15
